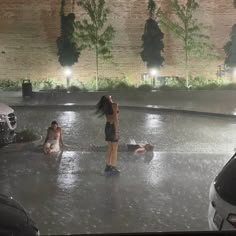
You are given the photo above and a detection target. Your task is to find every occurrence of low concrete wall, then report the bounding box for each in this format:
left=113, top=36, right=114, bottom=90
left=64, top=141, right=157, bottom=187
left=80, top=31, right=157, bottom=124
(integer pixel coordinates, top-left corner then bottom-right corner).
left=31, top=90, right=236, bottom=105
left=1, top=90, right=236, bottom=115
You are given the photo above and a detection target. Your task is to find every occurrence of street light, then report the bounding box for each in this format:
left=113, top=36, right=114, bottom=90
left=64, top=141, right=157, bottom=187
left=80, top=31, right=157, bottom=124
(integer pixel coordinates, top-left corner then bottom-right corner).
left=150, top=68, right=158, bottom=77
left=149, top=68, right=159, bottom=88
left=64, top=67, right=72, bottom=89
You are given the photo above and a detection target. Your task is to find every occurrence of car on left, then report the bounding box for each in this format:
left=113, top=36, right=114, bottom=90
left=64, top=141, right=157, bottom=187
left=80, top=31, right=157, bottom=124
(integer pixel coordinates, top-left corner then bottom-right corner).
left=0, top=193, right=39, bottom=235
left=0, top=103, right=17, bottom=146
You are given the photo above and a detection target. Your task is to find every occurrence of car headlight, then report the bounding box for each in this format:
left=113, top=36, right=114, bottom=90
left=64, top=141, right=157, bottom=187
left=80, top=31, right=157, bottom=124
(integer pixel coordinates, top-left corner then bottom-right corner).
left=0, top=114, right=6, bottom=122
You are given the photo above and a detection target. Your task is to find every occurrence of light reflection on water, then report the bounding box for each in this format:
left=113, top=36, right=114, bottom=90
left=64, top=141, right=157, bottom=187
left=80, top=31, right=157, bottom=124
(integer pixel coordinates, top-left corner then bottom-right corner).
left=57, top=151, right=80, bottom=189
left=13, top=107, right=236, bottom=153
left=144, top=113, right=162, bottom=130
left=58, top=111, right=77, bottom=128
left=145, top=152, right=163, bottom=186
left=1, top=106, right=235, bottom=234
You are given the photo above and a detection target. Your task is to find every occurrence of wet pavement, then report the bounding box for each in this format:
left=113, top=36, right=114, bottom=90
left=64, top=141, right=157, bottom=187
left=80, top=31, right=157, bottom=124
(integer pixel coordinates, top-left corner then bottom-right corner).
left=13, top=107, right=236, bottom=153
left=0, top=107, right=235, bottom=234
left=0, top=150, right=230, bottom=234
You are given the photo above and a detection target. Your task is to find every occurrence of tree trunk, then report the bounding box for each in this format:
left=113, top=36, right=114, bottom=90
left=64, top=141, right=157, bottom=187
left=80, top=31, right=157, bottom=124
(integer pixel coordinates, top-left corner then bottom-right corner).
left=71, top=0, right=75, bottom=13
left=96, top=46, right=99, bottom=91
left=185, top=44, right=189, bottom=89
left=184, top=20, right=190, bottom=89
left=95, top=25, right=99, bottom=91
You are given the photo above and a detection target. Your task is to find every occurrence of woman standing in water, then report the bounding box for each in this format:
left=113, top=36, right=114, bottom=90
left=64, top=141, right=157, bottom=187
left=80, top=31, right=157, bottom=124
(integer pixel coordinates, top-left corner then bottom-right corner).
left=96, top=95, right=120, bottom=174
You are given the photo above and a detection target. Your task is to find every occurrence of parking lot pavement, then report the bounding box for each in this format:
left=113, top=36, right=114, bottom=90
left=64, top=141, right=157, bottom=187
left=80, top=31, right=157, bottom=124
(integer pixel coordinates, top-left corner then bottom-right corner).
left=0, top=149, right=230, bottom=234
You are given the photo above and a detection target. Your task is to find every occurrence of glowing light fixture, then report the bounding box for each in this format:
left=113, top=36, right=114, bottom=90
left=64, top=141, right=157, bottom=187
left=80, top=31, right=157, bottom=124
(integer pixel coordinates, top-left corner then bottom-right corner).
left=150, top=68, right=158, bottom=76
left=149, top=68, right=159, bottom=88
left=64, top=67, right=72, bottom=77
left=64, top=67, right=72, bottom=89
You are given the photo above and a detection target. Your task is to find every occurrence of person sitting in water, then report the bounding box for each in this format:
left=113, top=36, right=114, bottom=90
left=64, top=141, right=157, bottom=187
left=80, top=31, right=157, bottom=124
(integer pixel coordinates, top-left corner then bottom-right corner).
left=127, top=143, right=154, bottom=154
left=43, top=120, right=64, bottom=154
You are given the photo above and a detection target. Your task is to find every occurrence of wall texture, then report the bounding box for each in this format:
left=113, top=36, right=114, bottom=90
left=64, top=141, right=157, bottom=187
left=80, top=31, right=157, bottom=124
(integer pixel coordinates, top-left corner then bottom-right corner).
left=0, top=0, right=235, bottom=83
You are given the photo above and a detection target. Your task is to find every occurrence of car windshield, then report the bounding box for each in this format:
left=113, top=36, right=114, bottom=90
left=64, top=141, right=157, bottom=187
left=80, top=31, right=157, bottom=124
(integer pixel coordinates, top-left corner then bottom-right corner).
left=0, top=0, right=236, bottom=235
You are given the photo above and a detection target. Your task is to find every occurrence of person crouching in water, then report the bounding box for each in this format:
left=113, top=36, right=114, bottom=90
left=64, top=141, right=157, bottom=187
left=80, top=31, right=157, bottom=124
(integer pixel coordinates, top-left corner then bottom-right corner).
left=43, top=120, right=64, bottom=154
left=96, top=95, right=120, bottom=174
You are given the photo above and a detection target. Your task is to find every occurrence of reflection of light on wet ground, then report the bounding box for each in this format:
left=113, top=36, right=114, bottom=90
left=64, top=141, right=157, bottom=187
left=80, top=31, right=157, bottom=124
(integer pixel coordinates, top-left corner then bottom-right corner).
left=58, top=111, right=77, bottom=127
left=145, top=152, right=164, bottom=186
left=233, top=109, right=236, bottom=116
left=63, top=103, right=75, bottom=106
left=146, top=105, right=159, bottom=108
left=14, top=107, right=236, bottom=154
left=144, top=113, right=162, bottom=129
left=57, top=151, right=80, bottom=189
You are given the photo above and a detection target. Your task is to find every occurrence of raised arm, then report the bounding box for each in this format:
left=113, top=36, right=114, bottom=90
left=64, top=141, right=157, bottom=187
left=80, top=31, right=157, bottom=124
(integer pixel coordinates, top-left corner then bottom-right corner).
left=59, top=128, right=64, bottom=146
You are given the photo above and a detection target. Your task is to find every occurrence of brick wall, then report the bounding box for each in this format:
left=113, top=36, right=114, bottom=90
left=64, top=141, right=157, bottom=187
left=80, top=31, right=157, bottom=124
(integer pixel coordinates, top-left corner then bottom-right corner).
left=0, top=0, right=235, bottom=84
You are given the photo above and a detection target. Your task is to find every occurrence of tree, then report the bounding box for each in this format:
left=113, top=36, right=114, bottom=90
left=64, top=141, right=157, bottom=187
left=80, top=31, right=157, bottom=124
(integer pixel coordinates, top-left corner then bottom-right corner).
left=56, top=0, right=80, bottom=87
left=57, top=0, right=80, bottom=67
left=158, top=0, right=216, bottom=88
left=225, top=25, right=236, bottom=70
left=141, top=0, right=164, bottom=71
left=75, top=0, right=115, bottom=91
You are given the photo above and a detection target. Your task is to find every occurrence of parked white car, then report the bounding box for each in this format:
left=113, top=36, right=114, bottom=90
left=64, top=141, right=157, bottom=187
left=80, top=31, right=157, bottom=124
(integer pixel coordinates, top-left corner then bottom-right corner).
left=0, top=103, right=17, bottom=145
left=208, top=152, right=236, bottom=230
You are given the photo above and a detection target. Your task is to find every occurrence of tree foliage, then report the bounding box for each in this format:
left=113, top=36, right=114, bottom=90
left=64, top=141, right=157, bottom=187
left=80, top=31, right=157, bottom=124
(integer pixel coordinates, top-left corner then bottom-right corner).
left=141, top=0, right=164, bottom=69
left=75, top=0, right=115, bottom=90
left=148, top=0, right=156, bottom=18
left=56, top=0, right=80, bottom=67
left=225, top=25, right=236, bottom=68
left=158, top=0, right=216, bottom=87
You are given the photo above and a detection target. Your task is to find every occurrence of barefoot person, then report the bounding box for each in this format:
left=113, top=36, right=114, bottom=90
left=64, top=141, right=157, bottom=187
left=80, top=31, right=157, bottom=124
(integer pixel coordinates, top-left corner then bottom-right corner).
left=43, top=121, right=64, bottom=154
left=96, top=95, right=120, bottom=174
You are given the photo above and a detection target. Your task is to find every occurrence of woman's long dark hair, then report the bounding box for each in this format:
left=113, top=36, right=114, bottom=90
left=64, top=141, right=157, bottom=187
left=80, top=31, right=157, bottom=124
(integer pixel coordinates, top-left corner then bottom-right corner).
left=95, top=95, right=113, bottom=117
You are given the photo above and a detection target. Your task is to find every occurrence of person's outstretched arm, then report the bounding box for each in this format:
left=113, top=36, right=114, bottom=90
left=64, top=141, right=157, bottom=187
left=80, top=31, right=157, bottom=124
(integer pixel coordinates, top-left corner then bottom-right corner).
left=134, top=146, right=146, bottom=154
left=59, top=128, right=64, bottom=147
left=44, top=128, right=49, bottom=145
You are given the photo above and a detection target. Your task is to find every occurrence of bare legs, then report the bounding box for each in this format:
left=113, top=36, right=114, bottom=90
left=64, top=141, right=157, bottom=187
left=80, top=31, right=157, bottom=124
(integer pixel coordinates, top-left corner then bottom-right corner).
left=105, top=142, right=118, bottom=166
left=43, top=146, right=54, bottom=155
left=105, top=142, right=119, bottom=173
left=110, top=142, right=118, bottom=166
left=105, top=142, right=112, bottom=165
left=43, top=145, right=51, bottom=154
left=43, top=143, right=60, bottom=155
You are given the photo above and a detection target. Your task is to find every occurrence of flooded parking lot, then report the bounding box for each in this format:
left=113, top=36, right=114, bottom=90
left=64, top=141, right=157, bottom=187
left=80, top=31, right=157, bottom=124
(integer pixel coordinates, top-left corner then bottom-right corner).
left=13, top=106, right=236, bottom=153
left=0, top=106, right=235, bottom=234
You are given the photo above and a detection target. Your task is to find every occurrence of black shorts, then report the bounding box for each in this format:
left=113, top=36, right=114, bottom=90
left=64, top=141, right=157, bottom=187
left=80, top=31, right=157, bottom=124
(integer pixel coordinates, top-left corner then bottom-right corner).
left=105, top=122, right=118, bottom=142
